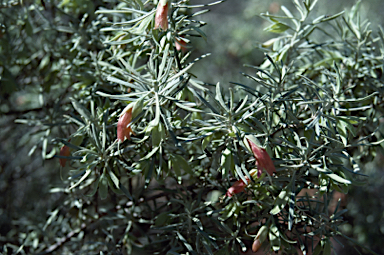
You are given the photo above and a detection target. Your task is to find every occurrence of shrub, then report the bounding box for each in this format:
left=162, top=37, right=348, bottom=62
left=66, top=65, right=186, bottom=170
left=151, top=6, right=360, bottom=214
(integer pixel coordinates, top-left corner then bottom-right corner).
left=2, top=0, right=384, bottom=254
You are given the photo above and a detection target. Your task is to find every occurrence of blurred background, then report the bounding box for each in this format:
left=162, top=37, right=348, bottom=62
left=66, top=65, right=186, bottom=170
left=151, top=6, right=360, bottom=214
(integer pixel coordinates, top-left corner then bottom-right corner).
left=1, top=0, right=384, bottom=254
left=192, top=0, right=384, bottom=85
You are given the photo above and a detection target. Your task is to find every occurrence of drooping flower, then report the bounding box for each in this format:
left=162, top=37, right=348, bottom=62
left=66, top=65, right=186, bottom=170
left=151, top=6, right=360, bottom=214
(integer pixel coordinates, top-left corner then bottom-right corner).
left=154, top=0, right=168, bottom=31
left=59, top=144, right=70, bottom=167
left=247, top=139, right=276, bottom=177
left=226, top=178, right=249, bottom=197
left=226, top=169, right=258, bottom=197
left=117, top=107, right=133, bottom=142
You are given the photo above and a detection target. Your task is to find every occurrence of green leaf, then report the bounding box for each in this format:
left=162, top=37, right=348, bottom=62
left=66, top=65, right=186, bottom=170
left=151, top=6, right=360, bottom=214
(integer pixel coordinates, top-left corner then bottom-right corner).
left=99, top=174, right=108, bottom=200
left=323, top=238, right=332, bottom=255
left=107, top=168, right=120, bottom=190
left=270, top=181, right=293, bottom=215
left=333, top=61, right=341, bottom=94
left=132, top=94, right=146, bottom=119
left=171, top=156, right=182, bottom=182
left=155, top=211, right=170, bottom=226
left=152, top=123, right=164, bottom=147
left=264, top=22, right=291, bottom=33
left=43, top=209, right=59, bottom=231
left=215, top=82, right=229, bottom=112
left=302, top=24, right=317, bottom=38
left=236, top=237, right=247, bottom=252
left=148, top=92, right=161, bottom=130
left=288, top=178, right=295, bottom=230
left=327, top=173, right=351, bottom=184
left=256, top=225, right=268, bottom=242
left=131, top=0, right=144, bottom=10
left=107, top=176, right=123, bottom=195
left=158, top=43, right=170, bottom=80
left=173, top=154, right=194, bottom=176
left=313, top=11, right=344, bottom=24
left=202, top=134, right=212, bottom=150
left=69, top=168, right=92, bottom=190
left=119, top=182, right=133, bottom=200
left=71, top=98, right=93, bottom=122
left=220, top=201, right=241, bottom=220
left=195, top=91, right=219, bottom=114
left=293, top=0, right=305, bottom=21
left=312, top=242, right=323, bottom=255
left=177, top=232, right=193, bottom=252
left=39, top=54, right=50, bottom=70
left=86, top=177, right=100, bottom=197
left=270, top=189, right=289, bottom=215
left=335, top=117, right=357, bottom=137
left=190, top=26, right=207, bottom=41
left=269, top=224, right=281, bottom=251
left=309, top=0, right=319, bottom=11
left=174, top=101, right=202, bottom=112
left=220, top=148, right=234, bottom=177
left=130, top=11, right=154, bottom=35
left=107, top=76, right=145, bottom=91
left=141, top=146, right=160, bottom=161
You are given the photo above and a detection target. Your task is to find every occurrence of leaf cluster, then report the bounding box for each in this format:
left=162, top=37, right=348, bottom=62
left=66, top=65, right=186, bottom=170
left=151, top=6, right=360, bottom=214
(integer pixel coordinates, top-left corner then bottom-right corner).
left=2, top=0, right=384, bottom=254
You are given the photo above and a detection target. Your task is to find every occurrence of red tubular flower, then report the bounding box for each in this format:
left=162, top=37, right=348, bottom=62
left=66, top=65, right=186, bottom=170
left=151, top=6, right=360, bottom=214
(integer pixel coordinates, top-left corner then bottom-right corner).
left=117, top=107, right=133, bottom=142
left=247, top=139, right=276, bottom=177
left=154, top=0, right=168, bottom=30
left=226, top=177, right=250, bottom=197
left=59, top=145, right=70, bottom=167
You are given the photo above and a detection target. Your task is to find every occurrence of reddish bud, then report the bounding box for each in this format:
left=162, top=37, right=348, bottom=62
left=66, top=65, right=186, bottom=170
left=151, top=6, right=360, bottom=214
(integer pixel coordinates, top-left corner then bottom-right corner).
left=226, top=177, right=250, bottom=197
left=175, top=38, right=187, bottom=52
left=117, top=107, right=133, bottom=142
left=247, top=139, right=276, bottom=177
left=252, top=238, right=262, bottom=253
left=59, top=145, right=70, bottom=167
left=154, top=1, right=168, bottom=31
left=252, top=225, right=268, bottom=252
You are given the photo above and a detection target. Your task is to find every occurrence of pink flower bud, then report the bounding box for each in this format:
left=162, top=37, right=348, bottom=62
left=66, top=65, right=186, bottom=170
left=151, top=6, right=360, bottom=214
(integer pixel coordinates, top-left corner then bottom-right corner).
left=59, top=144, right=70, bottom=167
left=252, top=225, right=268, bottom=252
left=175, top=38, right=187, bottom=52
left=226, top=177, right=250, bottom=197
left=247, top=139, right=276, bottom=177
left=117, top=107, right=133, bottom=142
left=154, top=1, right=168, bottom=31
left=252, top=238, right=262, bottom=252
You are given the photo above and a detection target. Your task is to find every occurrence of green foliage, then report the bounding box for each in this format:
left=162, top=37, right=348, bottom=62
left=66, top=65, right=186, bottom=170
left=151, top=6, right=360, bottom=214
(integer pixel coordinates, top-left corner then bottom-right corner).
left=1, top=0, right=384, bottom=254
